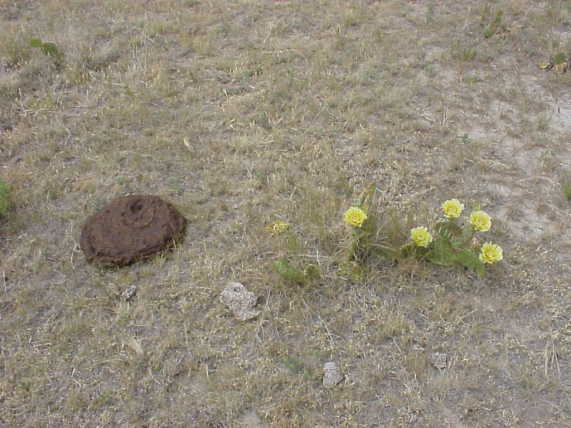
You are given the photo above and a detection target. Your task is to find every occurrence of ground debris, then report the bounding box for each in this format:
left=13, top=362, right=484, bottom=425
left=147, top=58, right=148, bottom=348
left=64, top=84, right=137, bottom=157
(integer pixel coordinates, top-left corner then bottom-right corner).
left=429, top=352, right=448, bottom=370
left=219, top=282, right=260, bottom=321
left=323, top=361, right=343, bottom=387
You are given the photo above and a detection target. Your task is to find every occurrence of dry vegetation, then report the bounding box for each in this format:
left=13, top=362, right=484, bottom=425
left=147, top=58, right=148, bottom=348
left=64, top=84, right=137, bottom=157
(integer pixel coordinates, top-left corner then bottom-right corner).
left=1, top=0, right=570, bottom=426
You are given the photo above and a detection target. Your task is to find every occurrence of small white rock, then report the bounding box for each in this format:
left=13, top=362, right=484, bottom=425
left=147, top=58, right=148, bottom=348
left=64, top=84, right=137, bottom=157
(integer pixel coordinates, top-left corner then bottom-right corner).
left=429, top=352, right=448, bottom=370
left=121, top=285, right=138, bottom=301
left=323, top=361, right=343, bottom=387
left=220, top=282, right=260, bottom=321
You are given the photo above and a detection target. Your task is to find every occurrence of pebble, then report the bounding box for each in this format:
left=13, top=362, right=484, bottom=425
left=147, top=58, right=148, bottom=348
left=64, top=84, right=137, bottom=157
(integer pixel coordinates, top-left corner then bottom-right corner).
left=219, top=282, right=260, bottom=321
left=323, top=361, right=343, bottom=387
left=121, top=285, right=138, bottom=301
left=429, top=352, right=448, bottom=370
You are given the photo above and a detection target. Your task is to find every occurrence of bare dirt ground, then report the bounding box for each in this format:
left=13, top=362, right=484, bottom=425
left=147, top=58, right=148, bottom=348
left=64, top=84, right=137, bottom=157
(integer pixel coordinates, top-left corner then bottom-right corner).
left=1, top=0, right=570, bottom=426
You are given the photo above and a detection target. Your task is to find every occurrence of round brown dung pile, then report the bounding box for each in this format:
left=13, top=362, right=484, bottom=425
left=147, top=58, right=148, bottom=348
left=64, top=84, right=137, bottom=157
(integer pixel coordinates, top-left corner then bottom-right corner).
left=80, top=195, right=186, bottom=265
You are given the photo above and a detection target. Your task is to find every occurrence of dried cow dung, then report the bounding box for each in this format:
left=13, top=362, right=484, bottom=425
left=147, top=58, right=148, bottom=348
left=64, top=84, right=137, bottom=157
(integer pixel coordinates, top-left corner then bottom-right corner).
left=80, top=195, right=186, bottom=265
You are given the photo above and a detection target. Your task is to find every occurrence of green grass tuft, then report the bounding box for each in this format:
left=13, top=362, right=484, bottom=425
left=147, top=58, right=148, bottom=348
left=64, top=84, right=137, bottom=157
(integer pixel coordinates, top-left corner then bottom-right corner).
left=562, top=177, right=571, bottom=201
left=0, top=177, right=10, bottom=217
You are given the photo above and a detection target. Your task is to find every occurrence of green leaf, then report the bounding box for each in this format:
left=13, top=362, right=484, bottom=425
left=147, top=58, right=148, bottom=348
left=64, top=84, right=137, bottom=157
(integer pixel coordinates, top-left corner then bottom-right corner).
left=41, top=42, right=61, bottom=58
left=450, top=226, right=473, bottom=250
left=274, top=259, right=306, bottom=283
left=435, top=221, right=474, bottom=250
left=29, top=38, right=43, bottom=48
left=0, top=178, right=10, bottom=217
left=455, top=249, right=485, bottom=276
left=30, top=38, right=63, bottom=61
left=426, top=236, right=455, bottom=266
left=554, top=52, right=567, bottom=65
left=435, top=221, right=461, bottom=238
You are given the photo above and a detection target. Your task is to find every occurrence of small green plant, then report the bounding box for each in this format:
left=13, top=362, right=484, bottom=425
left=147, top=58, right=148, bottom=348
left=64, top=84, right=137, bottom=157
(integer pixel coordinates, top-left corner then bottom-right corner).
left=274, top=258, right=304, bottom=282
left=551, top=52, right=569, bottom=73
left=0, top=178, right=10, bottom=217
left=29, top=38, right=64, bottom=67
left=483, top=10, right=506, bottom=38
left=274, top=258, right=319, bottom=285
left=30, top=38, right=62, bottom=58
left=561, top=177, right=571, bottom=201
left=458, top=133, right=473, bottom=144
left=450, top=40, right=478, bottom=62
left=553, top=52, right=567, bottom=65
left=267, top=221, right=321, bottom=286
left=461, top=47, right=477, bottom=62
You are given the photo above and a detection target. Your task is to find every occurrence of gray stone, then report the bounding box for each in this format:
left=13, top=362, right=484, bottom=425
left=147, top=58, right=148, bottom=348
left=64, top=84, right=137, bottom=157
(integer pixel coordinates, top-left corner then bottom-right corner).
left=323, top=361, right=343, bottom=387
left=121, top=285, right=138, bottom=302
left=220, top=282, right=260, bottom=321
left=429, top=352, right=448, bottom=370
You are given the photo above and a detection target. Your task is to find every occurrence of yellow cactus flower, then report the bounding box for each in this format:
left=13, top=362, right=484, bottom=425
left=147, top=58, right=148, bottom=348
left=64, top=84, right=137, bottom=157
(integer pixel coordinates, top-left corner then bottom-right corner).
left=411, top=226, right=433, bottom=248
left=470, top=210, right=491, bottom=232
left=344, top=207, right=367, bottom=228
left=441, top=199, right=464, bottom=218
left=479, top=242, right=503, bottom=264
left=267, top=221, right=289, bottom=235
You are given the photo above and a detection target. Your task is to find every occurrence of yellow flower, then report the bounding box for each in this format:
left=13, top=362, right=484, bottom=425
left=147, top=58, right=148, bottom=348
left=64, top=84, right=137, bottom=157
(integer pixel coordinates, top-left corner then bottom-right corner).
left=479, top=242, right=503, bottom=264
left=267, top=221, right=289, bottom=235
left=343, top=207, right=367, bottom=227
left=410, top=226, right=433, bottom=247
left=441, top=199, right=464, bottom=218
left=470, top=211, right=491, bottom=232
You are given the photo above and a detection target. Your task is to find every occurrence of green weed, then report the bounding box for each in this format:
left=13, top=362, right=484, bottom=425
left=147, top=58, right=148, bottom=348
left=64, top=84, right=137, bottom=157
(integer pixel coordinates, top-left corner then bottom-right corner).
left=483, top=9, right=506, bottom=38
left=553, top=52, right=567, bottom=65
left=562, top=177, right=571, bottom=201
left=29, top=38, right=64, bottom=68
left=451, top=40, right=478, bottom=62
left=267, top=221, right=321, bottom=286
left=0, top=178, right=10, bottom=217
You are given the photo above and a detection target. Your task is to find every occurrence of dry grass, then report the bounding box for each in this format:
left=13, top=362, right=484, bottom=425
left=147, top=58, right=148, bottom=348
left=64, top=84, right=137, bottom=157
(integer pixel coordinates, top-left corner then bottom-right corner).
left=1, top=0, right=570, bottom=426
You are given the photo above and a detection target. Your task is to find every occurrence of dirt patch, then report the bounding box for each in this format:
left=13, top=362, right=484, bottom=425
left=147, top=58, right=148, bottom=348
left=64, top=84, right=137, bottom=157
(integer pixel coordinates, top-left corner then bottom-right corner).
left=80, top=195, right=186, bottom=265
